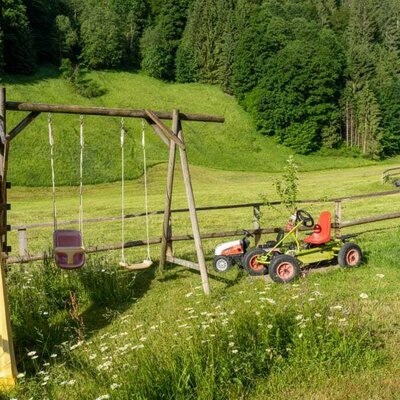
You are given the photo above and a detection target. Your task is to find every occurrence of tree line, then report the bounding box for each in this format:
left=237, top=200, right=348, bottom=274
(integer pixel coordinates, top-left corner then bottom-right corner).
left=1, top=0, right=399, bottom=158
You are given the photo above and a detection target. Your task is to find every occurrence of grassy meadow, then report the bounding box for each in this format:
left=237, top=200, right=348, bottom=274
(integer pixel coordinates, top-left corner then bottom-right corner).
left=2, top=68, right=400, bottom=399
left=3, top=162, right=400, bottom=400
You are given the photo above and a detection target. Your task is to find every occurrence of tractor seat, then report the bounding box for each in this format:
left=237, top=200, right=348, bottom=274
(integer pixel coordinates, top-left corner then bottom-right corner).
left=303, top=211, right=331, bottom=245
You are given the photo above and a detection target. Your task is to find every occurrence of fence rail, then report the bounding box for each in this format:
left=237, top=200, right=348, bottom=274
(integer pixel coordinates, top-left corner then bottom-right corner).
left=7, top=189, right=400, bottom=264
left=382, top=167, right=400, bottom=183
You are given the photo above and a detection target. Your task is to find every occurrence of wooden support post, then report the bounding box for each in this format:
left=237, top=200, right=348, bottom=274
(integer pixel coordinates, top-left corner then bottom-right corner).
left=159, top=110, right=178, bottom=272
left=334, top=200, right=342, bottom=238
left=177, top=121, right=210, bottom=295
left=166, top=215, right=173, bottom=258
left=0, top=87, right=17, bottom=389
left=253, top=205, right=261, bottom=246
left=18, top=228, right=29, bottom=257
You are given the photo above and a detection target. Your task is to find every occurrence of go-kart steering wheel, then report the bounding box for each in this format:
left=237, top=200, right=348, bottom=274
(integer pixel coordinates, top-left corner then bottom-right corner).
left=243, top=230, right=254, bottom=237
left=296, top=209, right=314, bottom=228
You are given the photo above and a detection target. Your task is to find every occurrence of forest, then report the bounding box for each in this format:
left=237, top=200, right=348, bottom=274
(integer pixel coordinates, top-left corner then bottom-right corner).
left=1, top=0, right=399, bottom=158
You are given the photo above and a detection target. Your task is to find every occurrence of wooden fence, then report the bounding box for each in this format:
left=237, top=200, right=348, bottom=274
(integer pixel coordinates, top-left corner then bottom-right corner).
left=8, top=189, right=400, bottom=264
left=382, top=167, right=400, bottom=183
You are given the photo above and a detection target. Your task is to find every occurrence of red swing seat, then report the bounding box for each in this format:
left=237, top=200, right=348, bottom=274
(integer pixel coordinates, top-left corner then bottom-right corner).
left=54, top=230, right=85, bottom=270
left=303, top=211, right=332, bottom=245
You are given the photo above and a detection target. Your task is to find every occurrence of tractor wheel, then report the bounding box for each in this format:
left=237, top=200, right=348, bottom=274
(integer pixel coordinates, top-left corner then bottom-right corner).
left=269, top=254, right=300, bottom=284
left=338, top=243, right=362, bottom=268
left=213, top=256, right=232, bottom=273
left=243, top=248, right=268, bottom=276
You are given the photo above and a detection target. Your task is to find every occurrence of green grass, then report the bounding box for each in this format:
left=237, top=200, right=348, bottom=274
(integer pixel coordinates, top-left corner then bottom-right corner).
left=3, top=66, right=397, bottom=186
left=2, top=163, right=400, bottom=399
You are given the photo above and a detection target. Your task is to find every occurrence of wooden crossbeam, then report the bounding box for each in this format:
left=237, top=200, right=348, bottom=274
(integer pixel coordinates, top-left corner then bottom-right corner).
left=145, top=110, right=185, bottom=149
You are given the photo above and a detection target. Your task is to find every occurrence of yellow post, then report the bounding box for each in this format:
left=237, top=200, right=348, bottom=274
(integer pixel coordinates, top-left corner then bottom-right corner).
left=0, top=87, right=17, bottom=389
left=0, top=256, right=17, bottom=388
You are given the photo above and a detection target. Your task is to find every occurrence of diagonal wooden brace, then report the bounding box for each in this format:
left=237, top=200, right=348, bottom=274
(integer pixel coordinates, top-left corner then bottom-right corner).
left=145, top=109, right=185, bottom=149
left=7, top=111, right=40, bottom=141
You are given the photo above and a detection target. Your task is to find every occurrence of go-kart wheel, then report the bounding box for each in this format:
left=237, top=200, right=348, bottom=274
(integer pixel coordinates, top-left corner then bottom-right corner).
left=243, top=248, right=268, bottom=276
left=213, top=256, right=232, bottom=273
left=296, top=209, right=314, bottom=228
left=338, top=243, right=362, bottom=268
left=269, top=254, right=300, bottom=283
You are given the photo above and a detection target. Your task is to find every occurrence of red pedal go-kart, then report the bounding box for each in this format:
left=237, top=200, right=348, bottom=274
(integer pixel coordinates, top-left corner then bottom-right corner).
left=243, top=209, right=362, bottom=283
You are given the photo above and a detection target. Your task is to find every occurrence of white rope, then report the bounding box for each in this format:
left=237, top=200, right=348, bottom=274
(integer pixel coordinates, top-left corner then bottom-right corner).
left=120, top=118, right=126, bottom=265
left=48, top=113, right=57, bottom=231
left=142, top=120, right=151, bottom=261
left=79, top=116, right=84, bottom=240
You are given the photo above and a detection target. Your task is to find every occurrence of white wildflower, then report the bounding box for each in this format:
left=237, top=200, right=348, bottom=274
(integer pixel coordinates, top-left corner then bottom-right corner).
left=17, top=372, right=26, bottom=379
left=27, top=351, right=36, bottom=357
left=110, top=383, right=121, bottom=390
left=359, top=293, right=369, bottom=299
left=95, top=395, right=110, bottom=400
left=231, top=349, right=238, bottom=354
left=314, top=313, right=322, bottom=318
left=185, top=292, right=193, bottom=298
left=376, top=274, right=385, bottom=278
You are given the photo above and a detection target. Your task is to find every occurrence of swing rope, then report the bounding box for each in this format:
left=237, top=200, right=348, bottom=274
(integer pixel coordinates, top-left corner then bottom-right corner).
left=48, top=113, right=58, bottom=231
left=119, top=119, right=152, bottom=269
left=120, top=118, right=127, bottom=265
left=48, top=113, right=85, bottom=235
left=79, top=115, right=84, bottom=240
left=142, top=120, right=151, bottom=262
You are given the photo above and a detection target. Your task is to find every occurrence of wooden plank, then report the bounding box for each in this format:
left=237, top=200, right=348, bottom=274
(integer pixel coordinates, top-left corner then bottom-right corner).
left=0, top=87, right=17, bottom=389
left=5, top=101, right=225, bottom=123
left=166, top=256, right=199, bottom=271
left=7, top=111, right=40, bottom=141
left=253, top=205, right=261, bottom=246
left=147, top=121, right=170, bottom=147
left=340, top=212, right=400, bottom=228
left=177, top=125, right=210, bottom=294
left=18, top=229, right=28, bottom=257
left=159, top=110, right=178, bottom=272
left=145, top=110, right=185, bottom=149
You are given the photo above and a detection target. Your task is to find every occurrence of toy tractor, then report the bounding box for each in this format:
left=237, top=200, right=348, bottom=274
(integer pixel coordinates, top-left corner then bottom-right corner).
left=243, top=209, right=362, bottom=283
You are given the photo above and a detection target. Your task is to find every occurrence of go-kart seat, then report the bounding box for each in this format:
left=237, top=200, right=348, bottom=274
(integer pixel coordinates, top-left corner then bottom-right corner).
left=303, top=211, right=331, bottom=245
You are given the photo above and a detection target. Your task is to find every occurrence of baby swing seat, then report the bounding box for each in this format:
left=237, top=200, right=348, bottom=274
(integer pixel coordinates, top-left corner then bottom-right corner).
left=54, top=229, right=85, bottom=270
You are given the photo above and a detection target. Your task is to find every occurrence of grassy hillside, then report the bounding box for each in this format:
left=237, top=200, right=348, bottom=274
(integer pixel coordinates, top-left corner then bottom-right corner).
left=3, top=67, right=389, bottom=187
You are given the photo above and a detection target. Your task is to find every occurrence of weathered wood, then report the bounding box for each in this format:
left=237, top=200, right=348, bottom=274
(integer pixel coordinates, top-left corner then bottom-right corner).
left=147, top=121, right=170, bottom=147
left=5, top=101, right=225, bottom=123
left=7, top=111, right=40, bottom=141
left=159, top=110, right=178, bottom=272
left=145, top=110, right=185, bottom=149
left=18, top=229, right=28, bottom=257
left=334, top=200, right=342, bottom=238
left=166, top=256, right=199, bottom=271
left=340, top=212, right=400, bottom=228
left=253, top=205, right=261, bottom=246
left=178, top=124, right=210, bottom=295
left=11, top=189, right=400, bottom=232
left=0, top=87, right=17, bottom=389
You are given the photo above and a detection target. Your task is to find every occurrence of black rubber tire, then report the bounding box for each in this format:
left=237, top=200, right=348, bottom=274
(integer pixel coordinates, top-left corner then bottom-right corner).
left=243, top=247, right=268, bottom=276
left=338, top=243, right=362, bottom=268
left=269, top=254, right=300, bottom=284
left=213, top=256, right=232, bottom=273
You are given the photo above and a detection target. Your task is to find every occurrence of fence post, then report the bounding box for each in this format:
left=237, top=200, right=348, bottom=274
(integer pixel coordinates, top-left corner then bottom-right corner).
left=334, top=200, right=342, bottom=238
left=18, top=228, right=28, bottom=257
left=253, top=205, right=261, bottom=246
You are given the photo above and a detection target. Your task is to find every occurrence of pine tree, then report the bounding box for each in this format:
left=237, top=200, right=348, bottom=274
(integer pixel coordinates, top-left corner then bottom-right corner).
left=2, top=0, right=36, bottom=74
left=141, top=0, right=192, bottom=80
left=80, top=2, right=125, bottom=69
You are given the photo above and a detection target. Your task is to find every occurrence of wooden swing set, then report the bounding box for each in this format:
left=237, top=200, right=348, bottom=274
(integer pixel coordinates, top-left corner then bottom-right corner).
left=0, top=87, right=224, bottom=388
